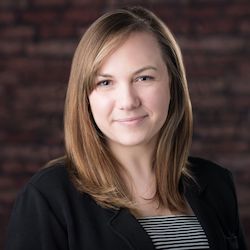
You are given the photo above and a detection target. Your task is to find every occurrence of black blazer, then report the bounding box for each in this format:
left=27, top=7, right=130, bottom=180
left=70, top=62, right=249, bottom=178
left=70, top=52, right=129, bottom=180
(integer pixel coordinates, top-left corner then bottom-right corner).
left=5, top=157, right=247, bottom=250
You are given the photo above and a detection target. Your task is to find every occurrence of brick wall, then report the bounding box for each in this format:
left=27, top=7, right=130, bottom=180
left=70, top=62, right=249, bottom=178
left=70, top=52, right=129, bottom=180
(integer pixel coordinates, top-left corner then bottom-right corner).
left=1, top=0, right=249, bottom=248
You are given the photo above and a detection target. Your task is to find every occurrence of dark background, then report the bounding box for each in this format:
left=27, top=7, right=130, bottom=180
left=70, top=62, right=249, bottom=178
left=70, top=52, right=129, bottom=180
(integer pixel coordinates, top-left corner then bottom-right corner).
left=0, top=0, right=249, bottom=248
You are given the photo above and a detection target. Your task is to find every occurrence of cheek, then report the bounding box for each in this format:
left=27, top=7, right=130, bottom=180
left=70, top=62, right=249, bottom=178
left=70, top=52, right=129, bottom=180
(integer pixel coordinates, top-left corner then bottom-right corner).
left=145, top=86, right=170, bottom=115
left=89, top=93, right=112, bottom=122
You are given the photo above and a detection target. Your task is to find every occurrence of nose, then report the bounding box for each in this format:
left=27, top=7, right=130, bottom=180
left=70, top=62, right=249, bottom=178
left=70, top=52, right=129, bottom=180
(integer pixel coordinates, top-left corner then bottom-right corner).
left=117, top=83, right=141, bottom=110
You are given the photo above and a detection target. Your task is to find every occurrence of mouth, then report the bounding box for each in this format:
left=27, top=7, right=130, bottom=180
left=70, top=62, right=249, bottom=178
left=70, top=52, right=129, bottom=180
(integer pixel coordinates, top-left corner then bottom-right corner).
left=114, top=115, right=148, bottom=125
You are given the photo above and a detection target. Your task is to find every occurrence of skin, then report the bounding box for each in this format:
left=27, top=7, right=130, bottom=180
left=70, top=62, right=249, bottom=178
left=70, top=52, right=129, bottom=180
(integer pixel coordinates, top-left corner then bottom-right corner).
left=89, top=32, right=170, bottom=155
left=89, top=32, right=172, bottom=216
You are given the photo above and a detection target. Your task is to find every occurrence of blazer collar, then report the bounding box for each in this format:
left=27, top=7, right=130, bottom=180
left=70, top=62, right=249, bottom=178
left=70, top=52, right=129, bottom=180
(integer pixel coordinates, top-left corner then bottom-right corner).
left=184, top=176, right=227, bottom=250
left=108, top=208, right=155, bottom=250
left=107, top=173, right=227, bottom=250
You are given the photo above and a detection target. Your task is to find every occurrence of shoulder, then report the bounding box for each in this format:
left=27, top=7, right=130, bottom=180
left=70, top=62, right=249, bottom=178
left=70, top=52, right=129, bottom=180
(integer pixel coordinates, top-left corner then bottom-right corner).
left=188, top=156, right=232, bottom=180
left=186, top=157, right=237, bottom=211
left=27, top=158, right=72, bottom=193
left=30, top=159, right=69, bottom=184
left=14, top=158, right=97, bottom=224
left=18, top=157, right=86, bottom=206
left=186, top=157, right=246, bottom=246
left=187, top=156, right=235, bottom=192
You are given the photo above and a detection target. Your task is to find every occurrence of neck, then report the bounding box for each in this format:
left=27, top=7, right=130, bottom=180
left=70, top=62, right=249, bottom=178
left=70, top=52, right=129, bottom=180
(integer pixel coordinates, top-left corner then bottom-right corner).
left=109, top=140, right=157, bottom=196
left=108, top=141, right=156, bottom=179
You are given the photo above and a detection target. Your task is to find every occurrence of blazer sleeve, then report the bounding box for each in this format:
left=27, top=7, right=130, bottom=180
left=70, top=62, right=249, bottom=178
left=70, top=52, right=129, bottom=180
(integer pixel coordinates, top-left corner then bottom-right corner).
left=5, top=183, right=68, bottom=250
left=227, top=171, right=248, bottom=250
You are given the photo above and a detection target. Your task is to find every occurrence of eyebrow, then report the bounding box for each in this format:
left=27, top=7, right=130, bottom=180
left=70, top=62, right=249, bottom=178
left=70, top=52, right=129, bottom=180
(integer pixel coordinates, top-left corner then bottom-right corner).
left=96, top=66, right=157, bottom=78
left=134, top=66, right=157, bottom=75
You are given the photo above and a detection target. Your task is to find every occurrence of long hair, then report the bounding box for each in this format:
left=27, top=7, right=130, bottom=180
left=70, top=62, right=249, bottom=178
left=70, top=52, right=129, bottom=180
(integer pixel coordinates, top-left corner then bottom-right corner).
left=64, top=6, right=193, bottom=212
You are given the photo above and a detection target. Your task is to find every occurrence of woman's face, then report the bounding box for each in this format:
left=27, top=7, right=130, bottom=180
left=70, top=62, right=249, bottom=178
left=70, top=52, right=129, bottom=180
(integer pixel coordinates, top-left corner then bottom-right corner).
left=89, top=32, right=170, bottom=149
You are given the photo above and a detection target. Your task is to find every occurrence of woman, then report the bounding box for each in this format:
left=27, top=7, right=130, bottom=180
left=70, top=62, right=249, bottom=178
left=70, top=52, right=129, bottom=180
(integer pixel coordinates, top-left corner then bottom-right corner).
left=6, top=6, right=247, bottom=250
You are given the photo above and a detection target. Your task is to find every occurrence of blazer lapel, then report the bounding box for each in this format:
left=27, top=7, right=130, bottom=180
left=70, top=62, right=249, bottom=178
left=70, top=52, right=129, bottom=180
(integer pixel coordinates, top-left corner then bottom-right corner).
left=108, top=208, right=155, bottom=250
left=184, top=179, right=227, bottom=250
left=109, top=192, right=228, bottom=250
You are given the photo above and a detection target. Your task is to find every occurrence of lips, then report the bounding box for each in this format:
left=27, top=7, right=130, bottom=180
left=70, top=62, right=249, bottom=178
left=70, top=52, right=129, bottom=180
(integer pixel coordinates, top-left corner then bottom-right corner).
left=114, top=115, right=148, bottom=124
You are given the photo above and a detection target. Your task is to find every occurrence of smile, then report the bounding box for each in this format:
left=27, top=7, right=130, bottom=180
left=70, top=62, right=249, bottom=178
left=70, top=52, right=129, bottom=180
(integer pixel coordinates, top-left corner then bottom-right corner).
left=114, top=115, right=148, bottom=125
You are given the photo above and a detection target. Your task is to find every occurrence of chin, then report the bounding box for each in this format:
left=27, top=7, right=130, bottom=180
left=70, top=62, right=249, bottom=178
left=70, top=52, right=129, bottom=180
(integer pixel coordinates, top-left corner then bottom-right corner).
left=112, top=136, right=153, bottom=148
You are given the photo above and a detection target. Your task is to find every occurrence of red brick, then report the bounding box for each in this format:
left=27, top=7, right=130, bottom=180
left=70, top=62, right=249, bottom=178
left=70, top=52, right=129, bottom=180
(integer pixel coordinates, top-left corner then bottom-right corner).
left=182, top=6, right=219, bottom=19
left=0, top=0, right=15, bottom=8
left=39, top=24, right=76, bottom=39
left=0, top=0, right=28, bottom=8
left=191, top=140, right=249, bottom=155
left=0, top=190, right=19, bottom=205
left=0, top=11, right=15, bottom=24
left=239, top=61, right=250, bottom=77
left=151, top=6, right=176, bottom=21
left=2, top=58, right=71, bottom=83
left=25, top=41, right=75, bottom=57
left=13, top=85, right=65, bottom=114
left=1, top=145, right=63, bottom=164
left=226, top=3, right=250, bottom=16
left=63, top=8, right=100, bottom=24
left=0, top=41, right=23, bottom=56
left=194, top=19, right=237, bottom=34
left=229, top=78, right=250, bottom=94
left=0, top=26, right=34, bottom=40
left=21, top=10, right=59, bottom=24
left=237, top=186, right=250, bottom=213
left=3, top=57, right=45, bottom=72
left=179, top=37, right=244, bottom=52
left=0, top=177, right=16, bottom=189
left=31, top=0, right=66, bottom=7
left=0, top=72, right=19, bottom=85
left=1, top=162, right=25, bottom=175
left=240, top=20, right=250, bottom=33
left=195, top=126, right=237, bottom=138
left=216, top=155, right=250, bottom=171
left=71, top=0, right=103, bottom=6
left=231, top=96, right=250, bottom=108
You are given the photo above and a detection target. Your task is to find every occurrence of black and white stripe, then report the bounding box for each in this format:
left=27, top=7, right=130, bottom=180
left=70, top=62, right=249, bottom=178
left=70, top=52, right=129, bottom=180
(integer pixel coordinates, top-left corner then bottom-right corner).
left=138, top=215, right=209, bottom=250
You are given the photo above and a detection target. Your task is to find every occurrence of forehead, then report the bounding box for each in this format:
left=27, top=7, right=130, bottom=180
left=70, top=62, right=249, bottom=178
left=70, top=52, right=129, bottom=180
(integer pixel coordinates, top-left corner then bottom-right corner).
left=97, top=31, right=165, bottom=73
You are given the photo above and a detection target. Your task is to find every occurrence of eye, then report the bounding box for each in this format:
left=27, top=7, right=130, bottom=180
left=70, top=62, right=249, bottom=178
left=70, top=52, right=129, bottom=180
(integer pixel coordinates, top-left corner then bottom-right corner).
left=136, top=75, right=154, bottom=82
left=96, top=80, right=111, bottom=88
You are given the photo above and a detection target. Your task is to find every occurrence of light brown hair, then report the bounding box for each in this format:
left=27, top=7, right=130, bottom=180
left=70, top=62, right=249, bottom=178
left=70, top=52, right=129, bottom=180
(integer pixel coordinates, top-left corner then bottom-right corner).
left=63, top=6, right=193, bottom=212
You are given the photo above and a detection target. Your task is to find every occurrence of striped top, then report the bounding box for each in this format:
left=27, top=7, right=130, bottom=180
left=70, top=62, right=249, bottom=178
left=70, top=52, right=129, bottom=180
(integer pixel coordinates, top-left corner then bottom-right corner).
left=138, top=215, right=209, bottom=250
